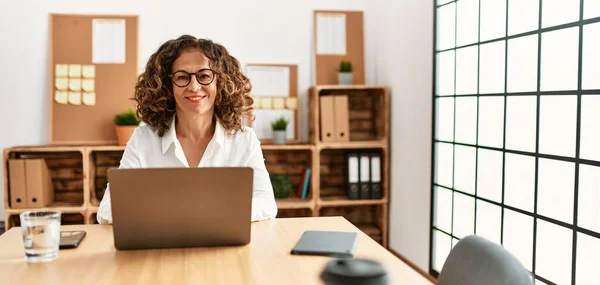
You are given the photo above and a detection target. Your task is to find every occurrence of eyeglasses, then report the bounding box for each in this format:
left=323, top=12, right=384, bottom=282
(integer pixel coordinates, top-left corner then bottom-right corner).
left=168, top=68, right=215, bottom=88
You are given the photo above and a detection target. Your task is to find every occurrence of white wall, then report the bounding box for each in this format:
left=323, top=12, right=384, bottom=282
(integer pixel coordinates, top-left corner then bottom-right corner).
left=0, top=0, right=377, bottom=218
left=373, top=0, right=434, bottom=272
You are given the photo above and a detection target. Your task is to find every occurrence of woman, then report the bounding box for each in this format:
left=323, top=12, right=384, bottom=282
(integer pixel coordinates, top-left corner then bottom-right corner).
left=97, top=35, right=278, bottom=223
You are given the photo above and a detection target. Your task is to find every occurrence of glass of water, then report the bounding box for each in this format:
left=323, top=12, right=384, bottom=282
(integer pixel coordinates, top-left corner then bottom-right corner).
left=20, top=211, right=61, bottom=263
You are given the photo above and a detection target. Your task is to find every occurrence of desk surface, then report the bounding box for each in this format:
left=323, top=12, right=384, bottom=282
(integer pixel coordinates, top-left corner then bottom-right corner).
left=0, top=217, right=431, bottom=285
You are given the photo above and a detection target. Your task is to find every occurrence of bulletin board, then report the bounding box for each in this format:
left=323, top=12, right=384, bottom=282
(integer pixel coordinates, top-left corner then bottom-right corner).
left=49, top=14, right=138, bottom=145
left=313, top=11, right=365, bottom=85
left=245, top=64, right=300, bottom=144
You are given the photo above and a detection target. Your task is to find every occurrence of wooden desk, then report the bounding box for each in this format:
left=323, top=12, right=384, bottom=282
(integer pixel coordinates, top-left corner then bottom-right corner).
left=0, top=217, right=431, bottom=285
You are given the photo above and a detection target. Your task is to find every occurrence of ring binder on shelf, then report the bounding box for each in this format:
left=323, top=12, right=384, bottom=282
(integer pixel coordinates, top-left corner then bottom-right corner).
left=370, top=153, right=382, bottom=199
left=359, top=154, right=371, bottom=200
left=347, top=154, right=359, bottom=200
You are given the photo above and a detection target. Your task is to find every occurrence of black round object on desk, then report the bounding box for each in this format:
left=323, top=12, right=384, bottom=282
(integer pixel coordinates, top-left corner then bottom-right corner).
left=320, top=258, right=388, bottom=285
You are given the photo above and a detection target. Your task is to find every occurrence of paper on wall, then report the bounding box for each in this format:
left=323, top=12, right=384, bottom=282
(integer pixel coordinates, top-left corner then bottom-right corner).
left=55, top=91, right=68, bottom=104
left=246, top=66, right=290, bottom=97
left=82, top=65, right=96, bottom=78
left=55, top=64, right=68, bottom=77
left=272, top=97, right=285, bottom=109
left=285, top=97, right=298, bottom=110
left=82, top=79, right=95, bottom=92
left=68, top=91, right=81, bottom=105
left=92, top=19, right=126, bottom=64
left=316, top=13, right=346, bottom=55
left=260, top=97, right=273, bottom=109
left=82, top=92, right=96, bottom=106
left=55, top=78, right=68, bottom=91
left=252, top=109, right=295, bottom=140
left=68, top=78, right=81, bottom=91
left=68, top=64, right=82, bottom=78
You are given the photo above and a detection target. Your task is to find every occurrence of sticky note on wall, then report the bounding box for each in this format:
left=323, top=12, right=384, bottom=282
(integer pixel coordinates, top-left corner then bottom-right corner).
left=68, top=78, right=81, bottom=91
left=82, top=92, right=96, bottom=106
left=82, top=65, right=96, bottom=78
left=272, top=97, right=285, bottom=109
left=286, top=97, right=298, bottom=110
left=68, top=92, right=81, bottom=105
left=69, top=64, right=82, bottom=78
left=82, top=79, right=95, bottom=92
left=260, top=97, right=272, bottom=109
left=56, top=64, right=68, bottom=77
left=55, top=91, right=68, bottom=104
left=55, top=78, right=68, bottom=91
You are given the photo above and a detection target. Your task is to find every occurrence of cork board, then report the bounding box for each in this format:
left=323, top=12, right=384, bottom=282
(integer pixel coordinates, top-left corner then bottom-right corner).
left=245, top=64, right=300, bottom=143
left=313, top=11, right=365, bottom=85
left=49, top=14, right=138, bottom=145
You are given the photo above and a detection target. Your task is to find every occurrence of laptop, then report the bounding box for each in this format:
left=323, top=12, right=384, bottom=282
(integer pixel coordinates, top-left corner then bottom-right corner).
left=107, top=167, right=253, bottom=250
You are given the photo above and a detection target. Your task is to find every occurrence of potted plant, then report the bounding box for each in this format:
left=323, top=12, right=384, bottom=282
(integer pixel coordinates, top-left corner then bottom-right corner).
left=270, top=174, right=293, bottom=198
left=338, top=60, right=353, bottom=85
left=271, top=116, right=289, bottom=145
left=113, top=109, right=140, bottom=145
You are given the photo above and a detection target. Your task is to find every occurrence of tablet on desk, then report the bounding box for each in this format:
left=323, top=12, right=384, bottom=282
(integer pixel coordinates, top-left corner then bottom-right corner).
left=290, top=230, right=358, bottom=258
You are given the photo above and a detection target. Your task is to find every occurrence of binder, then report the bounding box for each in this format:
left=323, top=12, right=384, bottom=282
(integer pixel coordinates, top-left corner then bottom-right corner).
left=8, top=159, right=28, bottom=209
left=370, top=153, right=382, bottom=199
left=296, top=168, right=307, bottom=198
left=301, top=168, right=311, bottom=200
left=333, top=95, right=350, bottom=142
left=320, top=96, right=336, bottom=142
left=25, top=159, right=55, bottom=208
left=347, top=154, right=359, bottom=200
left=359, top=154, right=371, bottom=200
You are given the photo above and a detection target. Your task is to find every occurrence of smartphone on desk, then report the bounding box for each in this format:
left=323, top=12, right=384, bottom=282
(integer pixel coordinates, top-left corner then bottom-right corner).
left=59, top=231, right=86, bottom=249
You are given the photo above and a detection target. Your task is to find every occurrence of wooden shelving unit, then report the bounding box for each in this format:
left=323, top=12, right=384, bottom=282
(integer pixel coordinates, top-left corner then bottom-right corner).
left=3, top=85, right=390, bottom=247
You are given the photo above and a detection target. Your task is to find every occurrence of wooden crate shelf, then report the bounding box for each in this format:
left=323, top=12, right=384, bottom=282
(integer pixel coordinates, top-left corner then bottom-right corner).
left=6, top=212, right=85, bottom=230
left=276, top=198, right=314, bottom=209
left=261, top=144, right=314, bottom=151
left=88, top=149, right=123, bottom=206
left=5, top=205, right=86, bottom=215
left=319, top=197, right=388, bottom=207
left=3, top=147, right=87, bottom=211
left=309, top=86, right=389, bottom=144
left=319, top=205, right=387, bottom=246
left=276, top=208, right=315, bottom=218
left=3, top=85, right=391, bottom=243
left=264, top=149, right=314, bottom=201
left=318, top=140, right=388, bottom=150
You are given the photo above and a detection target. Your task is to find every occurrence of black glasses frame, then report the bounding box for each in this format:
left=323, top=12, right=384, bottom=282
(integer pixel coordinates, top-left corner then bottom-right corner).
left=168, top=68, right=216, bottom=87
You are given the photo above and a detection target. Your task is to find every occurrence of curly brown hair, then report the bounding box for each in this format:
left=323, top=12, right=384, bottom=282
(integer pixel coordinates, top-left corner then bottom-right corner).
left=134, top=35, right=253, bottom=136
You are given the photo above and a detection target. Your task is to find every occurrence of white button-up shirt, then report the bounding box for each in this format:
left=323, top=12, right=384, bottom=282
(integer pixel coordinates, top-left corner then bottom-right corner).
left=97, top=117, right=278, bottom=224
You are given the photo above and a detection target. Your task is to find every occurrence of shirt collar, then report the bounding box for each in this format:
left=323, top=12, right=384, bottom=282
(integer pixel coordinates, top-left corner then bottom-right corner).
left=161, top=115, right=225, bottom=154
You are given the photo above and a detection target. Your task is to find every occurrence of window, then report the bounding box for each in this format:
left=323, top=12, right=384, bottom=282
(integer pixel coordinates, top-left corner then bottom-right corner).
left=432, top=1, right=600, bottom=284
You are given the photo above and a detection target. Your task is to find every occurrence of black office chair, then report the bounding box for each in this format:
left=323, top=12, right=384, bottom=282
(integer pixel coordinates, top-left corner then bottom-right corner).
left=437, top=235, right=534, bottom=285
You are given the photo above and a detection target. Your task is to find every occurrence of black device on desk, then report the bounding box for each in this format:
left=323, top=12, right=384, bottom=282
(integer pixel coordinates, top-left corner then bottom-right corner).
left=291, top=230, right=358, bottom=258
left=59, top=231, right=86, bottom=249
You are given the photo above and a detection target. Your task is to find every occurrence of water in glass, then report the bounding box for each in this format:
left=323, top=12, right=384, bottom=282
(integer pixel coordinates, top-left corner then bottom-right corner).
left=20, top=211, right=61, bottom=263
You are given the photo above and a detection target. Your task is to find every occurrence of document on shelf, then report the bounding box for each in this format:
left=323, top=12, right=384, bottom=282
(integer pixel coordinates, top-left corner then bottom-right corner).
left=316, top=13, right=346, bottom=55
left=246, top=66, right=290, bottom=97
left=92, top=19, right=126, bottom=64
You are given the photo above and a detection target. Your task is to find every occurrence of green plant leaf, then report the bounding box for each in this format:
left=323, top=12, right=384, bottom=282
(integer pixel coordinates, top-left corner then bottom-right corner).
left=270, top=174, right=292, bottom=198
left=113, top=109, right=140, bottom=126
left=339, top=60, right=352, bottom=72
left=271, top=116, right=289, bottom=130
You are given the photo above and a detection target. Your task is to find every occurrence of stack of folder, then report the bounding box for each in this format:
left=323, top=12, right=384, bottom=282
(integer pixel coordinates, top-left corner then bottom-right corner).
left=346, top=152, right=382, bottom=200
left=320, top=95, right=350, bottom=142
